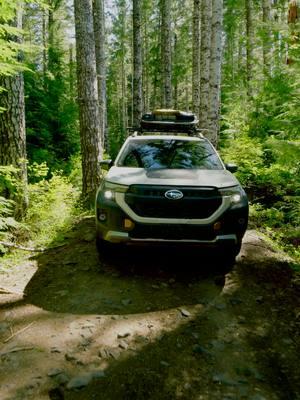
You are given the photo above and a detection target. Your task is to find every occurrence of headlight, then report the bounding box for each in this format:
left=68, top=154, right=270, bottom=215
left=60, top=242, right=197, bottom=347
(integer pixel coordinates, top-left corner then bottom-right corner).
left=100, top=181, right=128, bottom=201
left=219, top=186, right=245, bottom=205
left=104, top=190, right=114, bottom=200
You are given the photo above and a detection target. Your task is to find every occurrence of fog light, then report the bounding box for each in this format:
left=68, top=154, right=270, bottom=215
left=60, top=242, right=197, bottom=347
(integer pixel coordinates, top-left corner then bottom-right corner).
left=238, top=218, right=245, bottom=224
left=124, top=218, right=135, bottom=230
left=214, top=221, right=221, bottom=231
left=99, top=212, right=107, bottom=222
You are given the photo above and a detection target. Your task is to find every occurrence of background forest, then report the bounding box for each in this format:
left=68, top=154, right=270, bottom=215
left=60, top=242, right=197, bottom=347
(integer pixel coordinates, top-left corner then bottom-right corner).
left=0, top=0, right=299, bottom=261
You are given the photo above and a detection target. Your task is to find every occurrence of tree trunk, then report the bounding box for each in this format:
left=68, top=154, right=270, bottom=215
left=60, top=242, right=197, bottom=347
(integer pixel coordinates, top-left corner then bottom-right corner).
left=208, top=0, right=223, bottom=146
left=192, top=0, right=201, bottom=117
left=173, top=33, right=178, bottom=109
left=287, top=0, right=299, bottom=65
left=42, top=10, right=47, bottom=86
left=119, top=0, right=127, bottom=132
left=0, top=7, right=28, bottom=217
left=185, top=75, right=189, bottom=111
left=132, top=0, right=143, bottom=128
left=74, top=0, right=103, bottom=203
left=245, top=0, right=254, bottom=96
left=199, top=0, right=212, bottom=131
left=262, top=0, right=271, bottom=74
left=69, top=45, right=76, bottom=100
left=160, top=0, right=172, bottom=108
left=48, top=6, right=55, bottom=74
left=93, top=0, right=108, bottom=149
left=143, top=4, right=150, bottom=112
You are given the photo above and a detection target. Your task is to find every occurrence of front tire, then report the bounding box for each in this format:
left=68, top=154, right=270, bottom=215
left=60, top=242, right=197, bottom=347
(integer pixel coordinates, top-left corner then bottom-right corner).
left=216, top=241, right=242, bottom=273
left=96, top=236, right=125, bottom=261
left=96, top=236, right=112, bottom=257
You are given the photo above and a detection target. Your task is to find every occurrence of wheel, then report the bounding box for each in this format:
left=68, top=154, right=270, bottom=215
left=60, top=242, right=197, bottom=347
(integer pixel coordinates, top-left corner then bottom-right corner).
left=96, top=236, right=112, bottom=257
left=233, top=240, right=242, bottom=256
left=216, top=241, right=241, bottom=273
left=96, top=236, right=125, bottom=261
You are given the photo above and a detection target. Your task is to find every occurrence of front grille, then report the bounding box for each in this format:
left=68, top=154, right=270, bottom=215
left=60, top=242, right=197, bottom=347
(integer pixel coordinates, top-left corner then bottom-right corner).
left=130, top=223, right=216, bottom=240
left=125, top=185, right=222, bottom=219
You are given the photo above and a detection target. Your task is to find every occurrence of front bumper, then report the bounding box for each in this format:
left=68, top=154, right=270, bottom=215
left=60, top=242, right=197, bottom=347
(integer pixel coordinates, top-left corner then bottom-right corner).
left=101, top=229, right=238, bottom=246
left=95, top=192, right=248, bottom=246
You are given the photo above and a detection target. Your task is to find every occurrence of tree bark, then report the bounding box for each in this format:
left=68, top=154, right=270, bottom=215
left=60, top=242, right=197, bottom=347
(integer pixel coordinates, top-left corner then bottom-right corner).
left=287, top=0, right=299, bottom=65
left=199, top=0, right=212, bottom=130
left=93, top=0, right=108, bottom=149
left=132, top=0, right=143, bottom=128
left=262, top=0, right=271, bottom=74
left=245, top=0, right=254, bottom=96
left=74, top=0, right=103, bottom=203
left=208, top=0, right=223, bottom=146
left=143, top=4, right=150, bottom=112
left=42, top=10, right=47, bottom=87
left=0, top=7, right=28, bottom=217
left=119, top=0, right=127, bottom=132
left=160, top=0, right=172, bottom=108
left=192, top=0, right=201, bottom=117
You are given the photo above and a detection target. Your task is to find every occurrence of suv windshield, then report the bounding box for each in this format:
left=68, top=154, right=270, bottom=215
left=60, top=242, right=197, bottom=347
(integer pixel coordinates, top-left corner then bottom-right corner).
left=117, top=139, right=223, bottom=170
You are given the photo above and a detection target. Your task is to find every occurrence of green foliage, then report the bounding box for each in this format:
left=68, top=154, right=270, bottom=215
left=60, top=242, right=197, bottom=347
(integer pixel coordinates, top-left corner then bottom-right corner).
left=28, top=161, right=49, bottom=182
left=24, top=62, right=80, bottom=171
left=23, top=0, right=80, bottom=171
left=221, top=0, right=300, bottom=261
left=0, top=166, right=22, bottom=251
left=221, top=125, right=300, bottom=262
left=221, top=134, right=264, bottom=190
left=0, top=1, right=36, bottom=91
left=25, top=164, right=81, bottom=247
left=0, top=2, right=22, bottom=78
left=248, top=73, right=300, bottom=139
left=0, top=165, right=18, bottom=194
left=66, top=154, right=82, bottom=189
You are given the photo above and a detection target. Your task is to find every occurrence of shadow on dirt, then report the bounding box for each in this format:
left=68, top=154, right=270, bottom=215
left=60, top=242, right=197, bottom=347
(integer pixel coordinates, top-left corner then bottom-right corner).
left=23, top=218, right=230, bottom=315
left=60, top=245, right=300, bottom=400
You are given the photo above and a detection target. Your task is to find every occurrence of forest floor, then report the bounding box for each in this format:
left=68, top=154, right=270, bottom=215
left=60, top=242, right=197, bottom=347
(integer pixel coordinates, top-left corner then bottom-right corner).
left=0, top=217, right=300, bottom=400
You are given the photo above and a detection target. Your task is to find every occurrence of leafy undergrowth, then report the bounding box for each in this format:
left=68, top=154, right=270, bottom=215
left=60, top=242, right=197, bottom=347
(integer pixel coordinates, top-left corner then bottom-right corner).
left=24, top=173, right=81, bottom=248
left=0, top=162, right=84, bottom=264
left=220, top=135, right=300, bottom=267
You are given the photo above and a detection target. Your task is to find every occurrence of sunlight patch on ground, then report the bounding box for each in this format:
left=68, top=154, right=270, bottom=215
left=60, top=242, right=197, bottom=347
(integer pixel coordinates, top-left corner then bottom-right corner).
left=0, top=259, right=38, bottom=297
left=0, top=303, right=205, bottom=399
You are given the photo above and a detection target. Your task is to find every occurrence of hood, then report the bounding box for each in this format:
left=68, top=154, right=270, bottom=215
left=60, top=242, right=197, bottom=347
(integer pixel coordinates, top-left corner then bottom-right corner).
left=105, top=167, right=240, bottom=188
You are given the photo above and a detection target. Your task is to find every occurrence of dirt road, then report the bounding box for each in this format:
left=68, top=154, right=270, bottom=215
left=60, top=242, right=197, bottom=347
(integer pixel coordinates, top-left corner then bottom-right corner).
left=0, top=218, right=300, bottom=400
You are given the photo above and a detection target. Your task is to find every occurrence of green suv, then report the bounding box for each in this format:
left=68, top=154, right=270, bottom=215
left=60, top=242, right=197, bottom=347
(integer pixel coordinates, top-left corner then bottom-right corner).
left=95, top=110, right=248, bottom=260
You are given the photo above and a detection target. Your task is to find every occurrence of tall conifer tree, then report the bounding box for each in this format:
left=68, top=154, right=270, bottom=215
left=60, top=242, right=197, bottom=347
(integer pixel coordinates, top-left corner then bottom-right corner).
left=0, top=6, right=28, bottom=216
left=132, top=0, right=143, bottom=128
left=74, top=0, right=102, bottom=202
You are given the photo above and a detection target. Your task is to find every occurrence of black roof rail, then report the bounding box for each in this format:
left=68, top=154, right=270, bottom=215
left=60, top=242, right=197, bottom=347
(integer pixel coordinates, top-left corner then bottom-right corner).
left=127, top=127, right=204, bottom=138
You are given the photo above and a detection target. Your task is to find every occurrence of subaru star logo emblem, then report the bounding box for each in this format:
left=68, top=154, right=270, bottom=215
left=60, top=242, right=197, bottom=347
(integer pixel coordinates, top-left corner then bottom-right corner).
left=165, top=189, right=184, bottom=200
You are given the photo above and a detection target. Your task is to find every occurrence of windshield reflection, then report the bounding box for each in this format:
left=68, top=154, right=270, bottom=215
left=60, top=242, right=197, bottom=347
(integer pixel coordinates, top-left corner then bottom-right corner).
left=118, top=139, right=223, bottom=170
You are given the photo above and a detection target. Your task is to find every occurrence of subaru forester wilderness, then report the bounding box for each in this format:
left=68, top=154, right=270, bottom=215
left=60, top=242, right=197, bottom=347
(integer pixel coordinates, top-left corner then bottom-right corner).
left=95, top=110, right=248, bottom=260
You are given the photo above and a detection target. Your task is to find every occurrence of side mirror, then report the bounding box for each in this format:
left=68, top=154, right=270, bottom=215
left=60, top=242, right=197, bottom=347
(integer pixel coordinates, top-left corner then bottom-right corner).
left=100, top=159, right=113, bottom=171
left=225, top=163, right=238, bottom=173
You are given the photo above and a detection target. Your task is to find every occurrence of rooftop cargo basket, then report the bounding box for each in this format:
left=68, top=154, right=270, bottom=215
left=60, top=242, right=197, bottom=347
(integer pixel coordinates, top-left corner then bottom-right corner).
left=140, top=109, right=199, bottom=134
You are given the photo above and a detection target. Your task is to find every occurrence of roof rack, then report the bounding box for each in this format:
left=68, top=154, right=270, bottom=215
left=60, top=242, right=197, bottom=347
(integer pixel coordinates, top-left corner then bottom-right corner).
left=128, top=109, right=203, bottom=137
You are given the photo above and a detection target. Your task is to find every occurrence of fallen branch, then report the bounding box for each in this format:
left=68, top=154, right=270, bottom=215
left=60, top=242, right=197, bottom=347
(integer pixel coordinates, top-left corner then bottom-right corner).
left=4, top=322, right=35, bottom=343
left=0, top=287, right=23, bottom=296
left=0, top=241, right=68, bottom=252
left=0, top=241, right=44, bottom=252
left=244, top=242, right=276, bottom=252
left=0, top=346, right=35, bottom=357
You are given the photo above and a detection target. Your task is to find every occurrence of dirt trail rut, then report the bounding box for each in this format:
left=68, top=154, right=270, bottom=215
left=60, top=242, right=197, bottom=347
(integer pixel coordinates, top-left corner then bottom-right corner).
left=0, top=218, right=299, bottom=400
